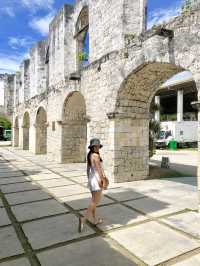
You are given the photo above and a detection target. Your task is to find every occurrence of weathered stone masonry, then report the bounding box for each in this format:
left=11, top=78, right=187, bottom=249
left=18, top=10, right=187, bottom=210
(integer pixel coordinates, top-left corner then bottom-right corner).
left=0, top=74, right=15, bottom=118
left=7, top=0, right=200, bottom=190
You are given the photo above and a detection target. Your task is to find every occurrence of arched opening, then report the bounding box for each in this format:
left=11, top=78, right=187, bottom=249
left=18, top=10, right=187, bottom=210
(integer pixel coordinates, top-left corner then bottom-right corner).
left=157, top=71, right=198, bottom=122
left=75, top=6, right=89, bottom=69
left=110, top=62, right=197, bottom=183
left=22, top=112, right=30, bottom=150
left=151, top=71, right=198, bottom=151
left=14, top=116, right=19, bottom=147
left=35, top=107, right=47, bottom=154
left=61, top=92, right=87, bottom=163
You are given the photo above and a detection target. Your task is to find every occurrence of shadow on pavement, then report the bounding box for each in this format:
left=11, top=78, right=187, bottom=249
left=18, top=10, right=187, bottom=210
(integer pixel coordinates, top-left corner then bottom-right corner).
left=0, top=148, right=198, bottom=265
left=151, top=158, right=197, bottom=178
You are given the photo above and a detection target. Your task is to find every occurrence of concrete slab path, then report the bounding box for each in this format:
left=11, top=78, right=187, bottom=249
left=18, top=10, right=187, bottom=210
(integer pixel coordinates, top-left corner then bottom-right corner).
left=0, top=147, right=199, bottom=265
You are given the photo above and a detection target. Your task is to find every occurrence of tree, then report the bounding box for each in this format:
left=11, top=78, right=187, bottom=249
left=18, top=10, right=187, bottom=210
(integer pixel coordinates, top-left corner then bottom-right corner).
left=0, top=116, right=11, bottom=129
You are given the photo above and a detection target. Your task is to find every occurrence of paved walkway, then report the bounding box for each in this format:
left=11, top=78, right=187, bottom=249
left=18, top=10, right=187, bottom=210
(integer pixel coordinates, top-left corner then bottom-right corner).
left=152, top=150, right=198, bottom=177
left=0, top=141, right=11, bottom=147
left=0, top=147, right=199, bottom=266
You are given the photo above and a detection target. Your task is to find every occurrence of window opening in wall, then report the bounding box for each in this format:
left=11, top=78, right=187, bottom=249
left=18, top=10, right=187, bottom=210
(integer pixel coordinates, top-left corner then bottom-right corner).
left=79, top=30, right=89, bottom=66
left=45, top=46, right=49, bottom=64
left=75, top=6, right=89, bottom=69
left=45, top=46, right=49, bottom=88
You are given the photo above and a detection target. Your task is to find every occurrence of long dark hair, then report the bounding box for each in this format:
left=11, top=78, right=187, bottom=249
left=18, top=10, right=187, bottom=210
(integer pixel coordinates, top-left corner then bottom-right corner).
left=87, top=147, right=103, bottom=167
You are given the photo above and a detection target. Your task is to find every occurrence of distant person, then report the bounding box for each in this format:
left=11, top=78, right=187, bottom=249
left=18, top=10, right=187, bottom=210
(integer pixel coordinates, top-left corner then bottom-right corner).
left=78, top=138, right=109, bottom=232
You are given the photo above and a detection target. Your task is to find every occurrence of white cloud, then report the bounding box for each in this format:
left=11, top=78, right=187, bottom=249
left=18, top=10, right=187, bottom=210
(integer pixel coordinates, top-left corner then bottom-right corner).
left=8, top=37, right=34, bottom=50
left=8, top=37, right=34, bottom=49
left=29, top=12, right=55, bottom=36
left=21, top=0, right=54, bottom=11
left=0, top=53, right=28, bottom=74
left=0, top=7, right=15, bottom=17
left=148, top=4, right=182, bottom=29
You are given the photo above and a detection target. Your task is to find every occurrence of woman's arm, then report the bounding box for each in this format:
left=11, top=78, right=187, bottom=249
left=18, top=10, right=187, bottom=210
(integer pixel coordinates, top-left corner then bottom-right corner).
left=92, top=154, right=104, bottom=180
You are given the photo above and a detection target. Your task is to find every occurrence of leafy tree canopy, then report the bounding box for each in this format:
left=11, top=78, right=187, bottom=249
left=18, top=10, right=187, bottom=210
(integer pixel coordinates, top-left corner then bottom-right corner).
left=0, top=116, right=11, bottom=129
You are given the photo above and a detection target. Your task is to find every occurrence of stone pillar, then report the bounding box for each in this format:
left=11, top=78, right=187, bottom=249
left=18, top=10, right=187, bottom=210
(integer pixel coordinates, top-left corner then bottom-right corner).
left=197, top=89, right=200, bottom=212
left=29, top=125, right=36, bottom=154
left=61, top=120, right=87, bottom=163
left=13, top=127, right=19, bottom=147
left=18, top=119, right=23, bottom=148
left=177, top=90, right=183, bottom=122
left=47, top=120, right=62, bottom=162
left=197, top=104, right=200, bottom=213
left=155, top=96, right=160, bottom=122
left=107, top=113, right=149, bottom=183
left=191, top=89, right=200, bottom=212
left=35, top=124, right=48, bottom=155
left=22, top=126, right=29, bottom=150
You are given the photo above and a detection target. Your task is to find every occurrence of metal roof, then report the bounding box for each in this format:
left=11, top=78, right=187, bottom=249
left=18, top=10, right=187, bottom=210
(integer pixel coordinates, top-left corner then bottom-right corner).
left=161, top=71, right=194, bottom=89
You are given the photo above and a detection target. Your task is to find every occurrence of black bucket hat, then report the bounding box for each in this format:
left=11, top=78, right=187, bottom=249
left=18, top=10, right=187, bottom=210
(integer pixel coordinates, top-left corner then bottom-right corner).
left=88, top=138, right=103, bottom=149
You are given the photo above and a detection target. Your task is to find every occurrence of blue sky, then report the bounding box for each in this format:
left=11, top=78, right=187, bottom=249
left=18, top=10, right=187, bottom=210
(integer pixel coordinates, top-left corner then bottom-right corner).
left=0, top=0, right=184, bottom=73
left=0, top=0, right=185, bottom=103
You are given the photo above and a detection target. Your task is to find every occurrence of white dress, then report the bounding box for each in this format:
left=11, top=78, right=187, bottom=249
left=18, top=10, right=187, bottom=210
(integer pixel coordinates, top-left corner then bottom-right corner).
left=88, top=164, right=102, bottom=192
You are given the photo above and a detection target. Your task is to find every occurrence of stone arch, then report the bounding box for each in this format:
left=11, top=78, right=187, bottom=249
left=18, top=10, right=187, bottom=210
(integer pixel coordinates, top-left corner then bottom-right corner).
left=61, top=91, right=87, bottom=163
left=35, top=106, right=47, bottom=154
left=115, top=63, right=183, bottom=113
left=14, top=116, right=19, bottom=147
left=75, top=6, right=89, bottom=69
left=108, top=62, right=197, bottom=182
left=22, top=112, right=30, bottom=150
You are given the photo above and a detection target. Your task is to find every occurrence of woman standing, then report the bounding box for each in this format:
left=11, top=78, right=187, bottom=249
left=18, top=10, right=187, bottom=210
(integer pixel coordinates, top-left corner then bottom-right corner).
left=78, top=138, right=108, bottom=232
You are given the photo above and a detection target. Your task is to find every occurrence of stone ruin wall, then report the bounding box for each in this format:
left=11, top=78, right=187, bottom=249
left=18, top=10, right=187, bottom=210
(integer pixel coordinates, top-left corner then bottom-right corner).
left=7, top=0, right=200, bottom=181
left=0, top=74, right=15, bottom=119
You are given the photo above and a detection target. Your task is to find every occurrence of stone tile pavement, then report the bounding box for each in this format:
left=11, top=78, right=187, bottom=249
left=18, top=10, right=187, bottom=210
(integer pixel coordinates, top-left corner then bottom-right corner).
left=0, top=147, right=199, bottom=265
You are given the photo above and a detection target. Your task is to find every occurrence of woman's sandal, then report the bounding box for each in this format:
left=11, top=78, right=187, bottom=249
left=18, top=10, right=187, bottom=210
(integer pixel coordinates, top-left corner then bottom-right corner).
left=78, top=217, right=84, bottom=233
left=94, top=218, right=103, bottom=226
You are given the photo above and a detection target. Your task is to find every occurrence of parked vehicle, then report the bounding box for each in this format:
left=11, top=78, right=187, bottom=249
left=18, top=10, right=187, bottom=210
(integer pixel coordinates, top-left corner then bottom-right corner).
left=0, top=127, right=12, bottom=141
left=156, top=121, right=198, bottom=149
left=3, top=130, right=12, bottom=141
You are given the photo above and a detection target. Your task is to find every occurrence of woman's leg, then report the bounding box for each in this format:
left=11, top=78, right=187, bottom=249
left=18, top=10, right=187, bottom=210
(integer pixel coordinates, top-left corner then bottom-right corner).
left=81, top=190, right=102, bottom=224
left=81, top=192, right=96, bottom=223
left=92, top=190, right=102, bottom=224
